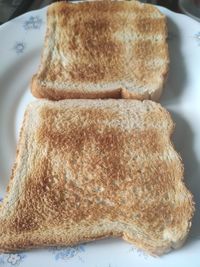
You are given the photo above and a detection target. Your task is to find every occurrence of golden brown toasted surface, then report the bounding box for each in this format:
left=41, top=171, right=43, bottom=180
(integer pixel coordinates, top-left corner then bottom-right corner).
left=31, top=1, right=169, bottom=100
left=0, top=100, right=194, bottom=254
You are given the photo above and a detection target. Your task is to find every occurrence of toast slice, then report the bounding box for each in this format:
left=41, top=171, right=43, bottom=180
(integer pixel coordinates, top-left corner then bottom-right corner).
left=31, top=1, right=169, bottom=100
left=0, top=100, right=193, bottom=255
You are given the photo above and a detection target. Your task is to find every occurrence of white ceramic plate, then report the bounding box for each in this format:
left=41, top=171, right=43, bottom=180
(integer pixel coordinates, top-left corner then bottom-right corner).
left=0, top=4, right=200, bottom=267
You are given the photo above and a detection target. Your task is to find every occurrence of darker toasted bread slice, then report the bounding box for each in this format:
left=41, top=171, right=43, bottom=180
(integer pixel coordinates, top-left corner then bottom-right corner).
left=31, top=1, right=169, bottom=100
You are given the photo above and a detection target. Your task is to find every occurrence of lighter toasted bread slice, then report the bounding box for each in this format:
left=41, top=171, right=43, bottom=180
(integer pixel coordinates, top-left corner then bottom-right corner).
left=31, top=1, right=169, bottom=100
left=0, top=100, right=193, bottom=254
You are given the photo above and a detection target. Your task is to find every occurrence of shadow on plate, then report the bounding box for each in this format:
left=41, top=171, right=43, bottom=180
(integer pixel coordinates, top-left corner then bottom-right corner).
left=161, top=17, right=187, bottom=105
left=170, top=110, right=200, bottom=242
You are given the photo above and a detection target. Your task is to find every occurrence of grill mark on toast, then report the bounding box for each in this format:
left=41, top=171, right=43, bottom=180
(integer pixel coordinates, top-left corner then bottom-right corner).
left=37, top=107, right=165, bottom=154
left=132, top=40, right=167, bottom=61
left=134, top=18, right=166, bottom=35
left=66, top=17, right=121, bottom=82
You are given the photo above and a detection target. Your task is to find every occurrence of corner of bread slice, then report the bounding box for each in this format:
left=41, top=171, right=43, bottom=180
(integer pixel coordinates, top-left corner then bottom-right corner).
left=31, top=74, right=43, bottom=98
left=31, top=76, right=62, bottom=100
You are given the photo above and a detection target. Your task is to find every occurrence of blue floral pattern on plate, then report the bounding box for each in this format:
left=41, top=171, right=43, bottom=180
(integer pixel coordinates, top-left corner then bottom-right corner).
left=23, top=16, right=43, bottom=30
left=49, top=245, right=85, bottom=261
left=13, top=42, right=26, bottom=54
left=0, top=253, right=26, bottom=266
